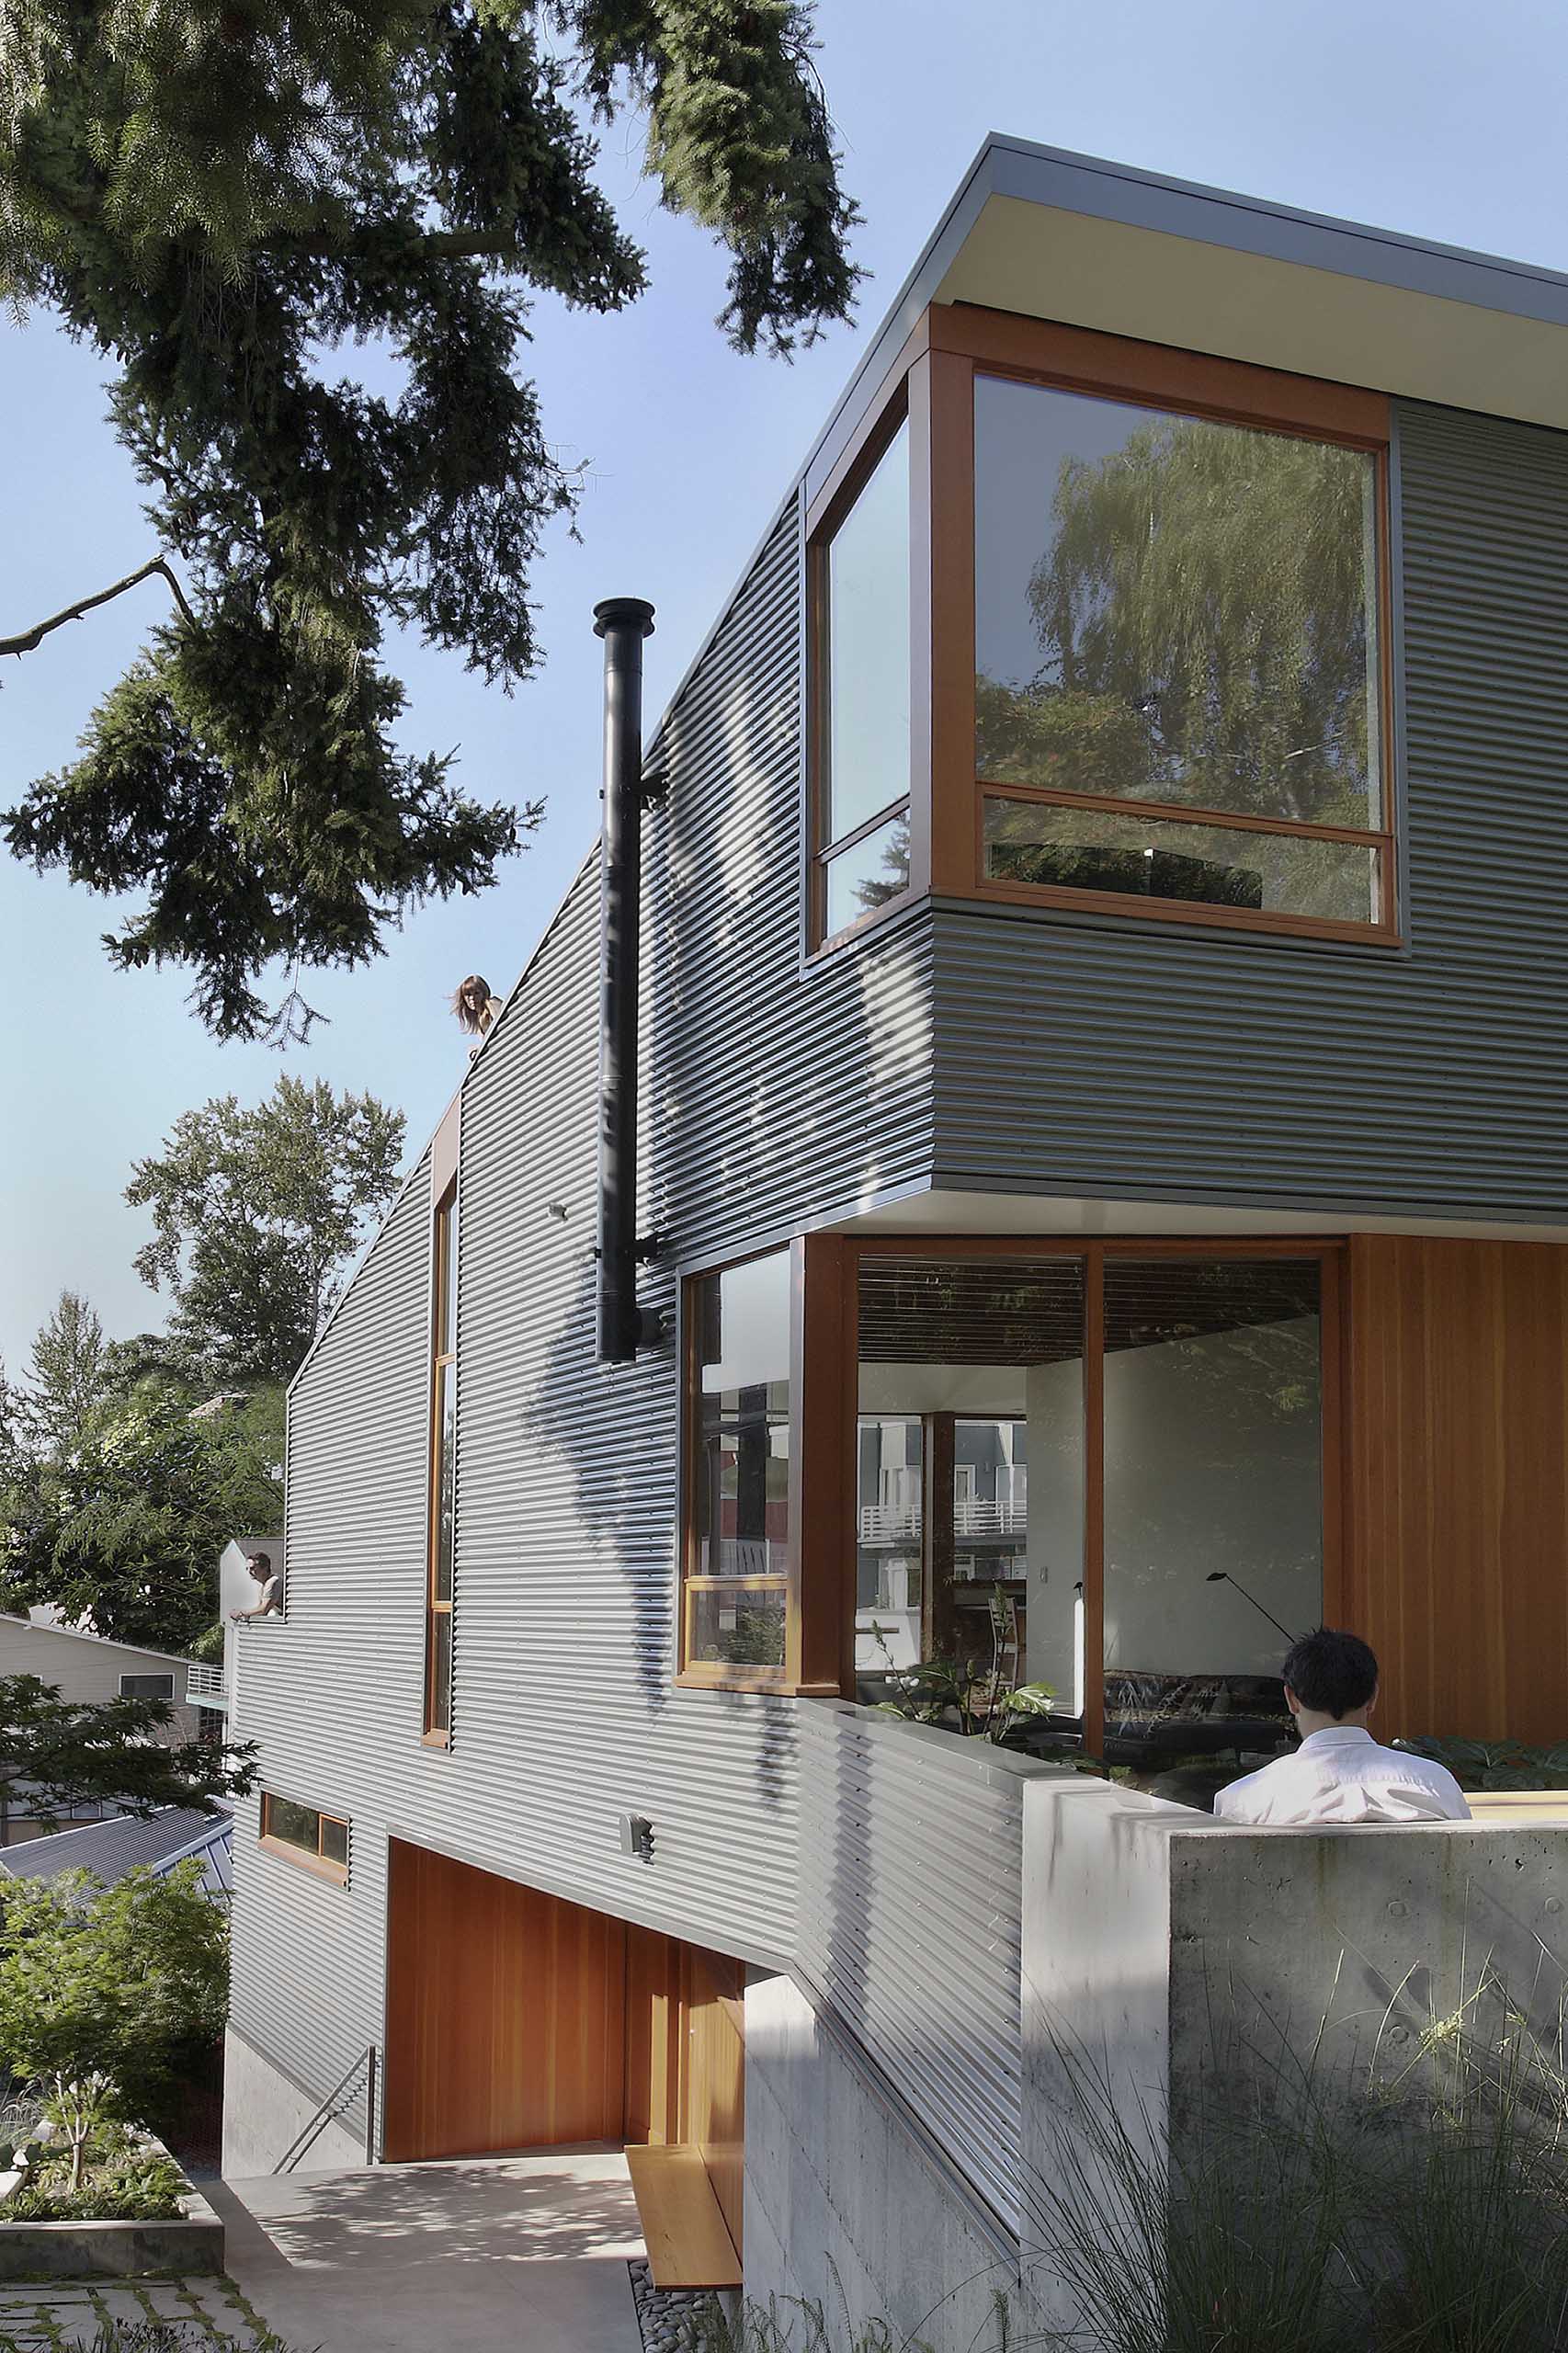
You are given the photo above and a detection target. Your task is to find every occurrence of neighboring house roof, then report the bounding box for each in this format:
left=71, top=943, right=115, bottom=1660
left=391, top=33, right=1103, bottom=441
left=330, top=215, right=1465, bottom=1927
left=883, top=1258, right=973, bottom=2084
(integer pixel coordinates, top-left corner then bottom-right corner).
left=0, top=1807, right=233, bottom=1900
left=5, top=1613, right=194, bottom=1674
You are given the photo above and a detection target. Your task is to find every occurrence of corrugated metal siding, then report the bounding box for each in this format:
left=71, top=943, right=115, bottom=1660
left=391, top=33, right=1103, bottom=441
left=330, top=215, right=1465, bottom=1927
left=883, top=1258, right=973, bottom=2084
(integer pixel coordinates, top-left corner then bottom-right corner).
left=796, top=1703, right=1031, bottom=2235
left=930, top=400, right=1568, bottom=1221
left=645, top=506, right=934, bottom=1260
left=230, top=506, right=938, bottom=2135
left=228, top=1149, right=432, bottom=2143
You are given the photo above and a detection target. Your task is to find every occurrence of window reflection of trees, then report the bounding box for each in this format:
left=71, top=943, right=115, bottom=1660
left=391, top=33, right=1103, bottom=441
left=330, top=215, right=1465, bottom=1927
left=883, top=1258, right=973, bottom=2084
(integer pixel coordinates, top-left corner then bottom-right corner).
left=977, top=410, right=1379, bottom=833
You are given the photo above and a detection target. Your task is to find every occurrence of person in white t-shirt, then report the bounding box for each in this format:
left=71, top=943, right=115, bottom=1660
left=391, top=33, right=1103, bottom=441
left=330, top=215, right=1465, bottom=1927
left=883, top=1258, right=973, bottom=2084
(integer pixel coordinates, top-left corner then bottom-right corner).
left=231, top=1552, right=283, bottom=1623
left=1214, top=1628, right=1471, bottom=1827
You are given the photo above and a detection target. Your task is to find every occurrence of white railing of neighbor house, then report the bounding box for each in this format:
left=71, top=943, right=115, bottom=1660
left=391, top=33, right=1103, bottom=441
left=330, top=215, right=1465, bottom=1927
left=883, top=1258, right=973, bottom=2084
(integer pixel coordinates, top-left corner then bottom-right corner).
left=795, top=1699, right=1064, bottom=2236
left=186, top=1663, right=226, bottom=1703
left=857, top=1500, right=1028, bottom=1545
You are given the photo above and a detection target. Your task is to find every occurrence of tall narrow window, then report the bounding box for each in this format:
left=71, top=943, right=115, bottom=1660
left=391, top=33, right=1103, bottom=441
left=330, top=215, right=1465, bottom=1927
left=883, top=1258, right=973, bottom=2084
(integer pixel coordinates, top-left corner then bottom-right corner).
left=424, top=1177, right=457, bottom=1741
left=811, top=416, right=913, bottom=943
left=683, top=1251, right=792, bottom=1683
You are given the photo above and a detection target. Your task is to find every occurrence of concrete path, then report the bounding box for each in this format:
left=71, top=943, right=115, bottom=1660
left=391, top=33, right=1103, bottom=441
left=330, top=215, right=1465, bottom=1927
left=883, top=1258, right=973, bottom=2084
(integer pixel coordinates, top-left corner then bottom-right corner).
left=209, top=2146, right=647, bottom=2353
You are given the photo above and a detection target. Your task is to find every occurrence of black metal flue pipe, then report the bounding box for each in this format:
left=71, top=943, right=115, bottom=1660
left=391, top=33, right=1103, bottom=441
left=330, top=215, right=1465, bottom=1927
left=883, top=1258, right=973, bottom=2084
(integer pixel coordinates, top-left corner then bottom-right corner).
left=594, top=596, right=656, bottom=1363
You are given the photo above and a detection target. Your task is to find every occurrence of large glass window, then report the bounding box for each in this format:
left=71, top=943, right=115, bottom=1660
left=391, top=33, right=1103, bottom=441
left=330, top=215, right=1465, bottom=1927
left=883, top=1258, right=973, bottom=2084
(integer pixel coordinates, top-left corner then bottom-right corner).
left=849, top=1245, right=1331, bottom=1768
left=974, top=374, right=1388, bottom=931
left=1101, top=1257, right=1323, bottom=1768
left=424, top=1178, right=457, bottom=1741
left=812, top=419, right=913, bottom=942
left=686, top=1251, right=791, bottom=1680
left=856, top=1256, right=1085, bottom=1724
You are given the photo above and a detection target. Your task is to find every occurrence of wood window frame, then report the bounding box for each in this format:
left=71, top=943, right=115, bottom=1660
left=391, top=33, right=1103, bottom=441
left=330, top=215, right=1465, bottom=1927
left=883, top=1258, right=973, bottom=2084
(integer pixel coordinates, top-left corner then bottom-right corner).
left=422, top=1099, right=461, bottom=1747
left=929, top=305, right=1400, bottom=946
left=676, top=1240, right=846, bottom=1697
left=259, top=1791, right=350, bottom=1886
left=804, top=1232, right=1346, bottom=1752
left=802, top=305, right=1399, bottom=957
left=804, top=372, right=925, bottom=957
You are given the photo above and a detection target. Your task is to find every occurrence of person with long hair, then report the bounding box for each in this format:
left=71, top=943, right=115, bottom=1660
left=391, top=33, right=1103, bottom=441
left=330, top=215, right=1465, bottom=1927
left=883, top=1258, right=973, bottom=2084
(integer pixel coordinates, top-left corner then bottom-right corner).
left=451, top=975, right=504, bottom=1051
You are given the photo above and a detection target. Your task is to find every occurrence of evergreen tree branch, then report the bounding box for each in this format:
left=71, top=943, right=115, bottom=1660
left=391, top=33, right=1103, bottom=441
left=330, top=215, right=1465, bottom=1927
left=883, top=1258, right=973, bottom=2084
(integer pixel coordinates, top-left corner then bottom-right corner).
left=0, top=558, right=195, bottom=664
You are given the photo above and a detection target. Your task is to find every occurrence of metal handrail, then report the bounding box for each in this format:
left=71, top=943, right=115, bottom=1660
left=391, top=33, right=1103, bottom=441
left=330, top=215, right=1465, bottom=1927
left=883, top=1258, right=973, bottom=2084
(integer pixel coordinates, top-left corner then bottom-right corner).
left=272, top=2044, right=378, bottom=2173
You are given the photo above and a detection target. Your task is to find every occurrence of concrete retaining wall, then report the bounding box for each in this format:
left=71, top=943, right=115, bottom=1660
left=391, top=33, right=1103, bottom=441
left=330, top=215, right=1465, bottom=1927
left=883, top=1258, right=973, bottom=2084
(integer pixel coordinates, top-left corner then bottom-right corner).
left=221, top=2027, right=365, bottom=2179
left=0, top=2197, right=223, bottom=2280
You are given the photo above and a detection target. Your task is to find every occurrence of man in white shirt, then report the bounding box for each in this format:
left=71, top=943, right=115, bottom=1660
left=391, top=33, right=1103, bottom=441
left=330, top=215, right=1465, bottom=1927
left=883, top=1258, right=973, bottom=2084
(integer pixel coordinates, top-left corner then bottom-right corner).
left=1213, top=1629, right=1471, bottom=1826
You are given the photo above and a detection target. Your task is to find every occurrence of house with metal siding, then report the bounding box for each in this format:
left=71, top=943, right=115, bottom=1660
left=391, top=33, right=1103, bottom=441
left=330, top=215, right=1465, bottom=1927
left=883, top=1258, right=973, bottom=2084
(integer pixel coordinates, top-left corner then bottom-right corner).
left=222, top=138, right=1568, bottom=2328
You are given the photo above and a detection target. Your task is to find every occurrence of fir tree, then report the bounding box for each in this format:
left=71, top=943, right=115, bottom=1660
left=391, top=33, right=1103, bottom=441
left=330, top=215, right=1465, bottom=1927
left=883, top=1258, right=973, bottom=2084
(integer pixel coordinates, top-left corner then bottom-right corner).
left=0, top=2, right=859, bottom=1038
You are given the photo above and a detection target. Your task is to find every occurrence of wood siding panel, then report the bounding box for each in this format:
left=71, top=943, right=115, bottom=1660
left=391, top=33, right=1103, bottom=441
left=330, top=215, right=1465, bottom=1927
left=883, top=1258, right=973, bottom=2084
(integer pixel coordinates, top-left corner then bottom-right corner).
left=1346, top=1236, right=1568, bottom=1745
left=383, top=1841, right=626, bottom=2161
left=686, top=1950, right=745, bottom=2254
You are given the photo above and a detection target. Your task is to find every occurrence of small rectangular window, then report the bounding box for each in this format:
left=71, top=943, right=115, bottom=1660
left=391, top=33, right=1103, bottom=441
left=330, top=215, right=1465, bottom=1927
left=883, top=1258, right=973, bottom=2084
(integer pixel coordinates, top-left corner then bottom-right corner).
left=119, top=1673, right=176, bottom=1701
left=811, top=415, right=914, bottom=944
left=683, top=1251, right=792, bottom=1683
left=259, top=1791, right=350, bottom=1883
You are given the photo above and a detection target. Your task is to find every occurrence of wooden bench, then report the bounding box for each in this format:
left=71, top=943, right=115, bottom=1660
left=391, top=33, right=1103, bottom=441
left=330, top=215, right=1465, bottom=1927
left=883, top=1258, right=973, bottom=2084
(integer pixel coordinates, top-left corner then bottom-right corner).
left=626, top=2144, right=743, bottom=2290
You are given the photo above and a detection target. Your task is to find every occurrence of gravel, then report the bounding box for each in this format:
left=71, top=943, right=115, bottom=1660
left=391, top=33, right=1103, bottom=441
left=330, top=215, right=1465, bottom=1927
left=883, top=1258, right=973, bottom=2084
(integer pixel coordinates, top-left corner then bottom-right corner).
left=629, top=2257, right=722, bottom=2353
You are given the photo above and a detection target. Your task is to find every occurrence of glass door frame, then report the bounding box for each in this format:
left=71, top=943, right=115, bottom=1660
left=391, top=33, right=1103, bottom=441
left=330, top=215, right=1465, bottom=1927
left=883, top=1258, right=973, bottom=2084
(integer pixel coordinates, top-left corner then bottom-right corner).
left=805, top=1233, right=1346, bottom=1751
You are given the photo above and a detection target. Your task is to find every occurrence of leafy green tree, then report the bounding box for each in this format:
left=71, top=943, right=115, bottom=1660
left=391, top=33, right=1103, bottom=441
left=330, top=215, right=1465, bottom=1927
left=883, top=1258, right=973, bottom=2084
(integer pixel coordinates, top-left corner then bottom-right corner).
left=0, top=1862, right=230, bottom=2184
left=14, top=1291, right=108, bottom=1461
left=0, top=1388, right=283, bottom=1651
left=0, top=1, right=858, bottom=1039
left=0, top=1673, right=255, bottom=1844
left=126, top=1076, right=404, bottom=1384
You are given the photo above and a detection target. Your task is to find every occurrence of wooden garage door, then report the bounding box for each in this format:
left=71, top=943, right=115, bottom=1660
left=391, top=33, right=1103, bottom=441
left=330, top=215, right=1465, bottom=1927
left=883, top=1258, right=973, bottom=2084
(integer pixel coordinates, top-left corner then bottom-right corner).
left=382, top=1842, right=627, bottom=2160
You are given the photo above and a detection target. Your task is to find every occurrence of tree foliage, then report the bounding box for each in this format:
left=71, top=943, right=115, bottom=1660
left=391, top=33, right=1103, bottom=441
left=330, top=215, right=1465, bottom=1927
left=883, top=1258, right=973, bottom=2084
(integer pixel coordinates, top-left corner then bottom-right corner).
left=0, top=1862, right=230, bottom=2171
left=126, top=1075, right=405, bottom=1384
left=14, top=1290, right=107, bottom=1461
left=0, top=1388, right=284, bottom=1650
left=0, top=0, right=859, bottom=1037
left=0, top=1672, right=255, bottom=1836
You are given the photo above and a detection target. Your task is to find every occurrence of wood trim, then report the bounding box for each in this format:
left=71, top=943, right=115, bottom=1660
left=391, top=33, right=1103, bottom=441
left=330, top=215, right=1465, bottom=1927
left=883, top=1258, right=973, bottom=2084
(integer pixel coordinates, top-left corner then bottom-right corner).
left=849, top=1234, right=1346, bottom=1258
left=1319, top=1246, right=1347, bottom=1628
left=969, top=871, right=1399, bottom=949
left=980, top=778, right=1389, bottom=851
left=905, top=353, right=935, bottom=904
left=792, top=1234, right=856, bottom=1691
left=257, top=1836, right=348, bottom=1887
left=930, top=303, right=1392, bottom=449
left=1083, top=1245, right=1105, bottom=1757
left=430, top=1097, right=461, bottom=1205
left=927, top=347, right=976, bottom=896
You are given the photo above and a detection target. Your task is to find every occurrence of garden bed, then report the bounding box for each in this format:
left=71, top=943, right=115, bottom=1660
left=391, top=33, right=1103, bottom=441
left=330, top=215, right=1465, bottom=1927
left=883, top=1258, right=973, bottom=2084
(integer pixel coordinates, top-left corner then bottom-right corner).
left=0, top=2128, right=223, bottom=2279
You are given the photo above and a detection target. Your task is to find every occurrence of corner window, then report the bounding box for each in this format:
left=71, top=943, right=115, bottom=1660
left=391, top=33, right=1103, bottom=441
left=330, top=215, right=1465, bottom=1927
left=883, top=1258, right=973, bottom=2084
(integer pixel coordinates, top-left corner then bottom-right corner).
left=811, top=416, right=913, bottom=944
left=260, top=1792, right=349, bottom=1884
left=424, top=1177, right=457, bottom=1742
left=682, top=1251, right=792, bottom=1684
left=973, top=372, right=1391, bottom=936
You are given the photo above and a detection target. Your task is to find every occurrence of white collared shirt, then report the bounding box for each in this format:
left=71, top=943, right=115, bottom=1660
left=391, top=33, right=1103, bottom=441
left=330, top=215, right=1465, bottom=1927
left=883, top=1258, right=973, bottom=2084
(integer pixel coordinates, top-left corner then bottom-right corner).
left=1213, top=1725, right=1471, bottom=1826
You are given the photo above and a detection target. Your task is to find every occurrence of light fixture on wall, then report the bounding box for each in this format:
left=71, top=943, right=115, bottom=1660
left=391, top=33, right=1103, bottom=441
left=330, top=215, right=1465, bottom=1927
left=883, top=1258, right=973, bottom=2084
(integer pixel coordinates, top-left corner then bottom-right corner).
left=545, top=1202, right=569, bottom=1222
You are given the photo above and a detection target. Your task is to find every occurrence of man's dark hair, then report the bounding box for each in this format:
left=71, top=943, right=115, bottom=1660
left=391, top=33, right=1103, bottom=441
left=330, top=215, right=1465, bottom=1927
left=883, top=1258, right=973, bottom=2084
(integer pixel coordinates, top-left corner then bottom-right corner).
left=1281, top=1628, right=1379, bottom=1720
left=250, top=1552, right=272, bottom=1575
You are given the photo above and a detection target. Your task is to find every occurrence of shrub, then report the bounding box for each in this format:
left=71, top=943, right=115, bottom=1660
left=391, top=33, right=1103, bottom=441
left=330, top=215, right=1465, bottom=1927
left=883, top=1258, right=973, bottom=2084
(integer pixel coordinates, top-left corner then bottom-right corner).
left=5, top=2149, right=187, bottom=2222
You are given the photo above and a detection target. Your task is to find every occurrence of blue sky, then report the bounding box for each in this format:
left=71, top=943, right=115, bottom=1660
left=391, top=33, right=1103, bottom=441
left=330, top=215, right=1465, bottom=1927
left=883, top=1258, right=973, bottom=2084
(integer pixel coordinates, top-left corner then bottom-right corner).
left=2, top=0, right=1565, bottom=1373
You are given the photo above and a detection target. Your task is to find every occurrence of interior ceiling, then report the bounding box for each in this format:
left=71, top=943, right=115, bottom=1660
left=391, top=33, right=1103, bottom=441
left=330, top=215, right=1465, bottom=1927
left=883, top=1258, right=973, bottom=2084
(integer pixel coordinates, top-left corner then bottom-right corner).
left=937, top=196, right=1568, bottom=435
left=857, top=1254, right=1319, bottom=1366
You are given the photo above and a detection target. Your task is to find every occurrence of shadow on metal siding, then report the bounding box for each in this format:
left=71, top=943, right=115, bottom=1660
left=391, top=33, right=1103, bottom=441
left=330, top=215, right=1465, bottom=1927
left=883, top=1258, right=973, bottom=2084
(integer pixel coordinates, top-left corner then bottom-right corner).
left=930, top=401, right=1568, bottom=1222
left=797, top=1703, right=1033, bottom=2236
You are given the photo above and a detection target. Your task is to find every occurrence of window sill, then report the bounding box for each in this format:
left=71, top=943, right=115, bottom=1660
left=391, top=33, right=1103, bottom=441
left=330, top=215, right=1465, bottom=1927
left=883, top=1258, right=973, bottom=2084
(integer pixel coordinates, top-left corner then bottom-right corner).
left=965, top=877, right=1403, bottom=950
left=420, top=1730, right=450, bottom=1750
left=258, top=1836, right=348, bottom=1886
left=675, top=1671, right=839, bottom=1698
